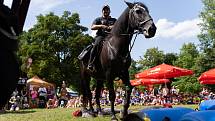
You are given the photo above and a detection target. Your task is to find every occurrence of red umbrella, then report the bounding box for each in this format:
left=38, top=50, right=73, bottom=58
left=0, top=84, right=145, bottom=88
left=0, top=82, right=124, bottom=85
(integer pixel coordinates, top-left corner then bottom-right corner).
left=198, top=68, right=215, bottom=81
left=135, top=63, right=193, bottom=79
left=130, top=79, right=142, bottom=86
left=200, top=80, right=215, bottom=85
left=130, top=78, right=170, bottom=86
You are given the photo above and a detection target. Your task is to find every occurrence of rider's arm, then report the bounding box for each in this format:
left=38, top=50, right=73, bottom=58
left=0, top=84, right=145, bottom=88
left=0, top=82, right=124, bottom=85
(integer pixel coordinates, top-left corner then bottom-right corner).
left=91, top=24, right=108, bottom=30
left=107, top=18, right=117, bottom=30
left=91, top=17, right=109, bottom=30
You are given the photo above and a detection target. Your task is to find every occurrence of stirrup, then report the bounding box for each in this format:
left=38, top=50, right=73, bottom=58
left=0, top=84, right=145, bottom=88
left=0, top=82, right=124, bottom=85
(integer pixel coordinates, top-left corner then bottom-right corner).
left=87, top=64, right=95, bottom=72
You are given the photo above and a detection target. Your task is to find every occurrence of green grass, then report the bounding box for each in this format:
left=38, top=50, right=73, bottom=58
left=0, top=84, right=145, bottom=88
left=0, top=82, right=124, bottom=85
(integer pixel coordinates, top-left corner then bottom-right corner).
left=0, top=105, right=197, bottom=121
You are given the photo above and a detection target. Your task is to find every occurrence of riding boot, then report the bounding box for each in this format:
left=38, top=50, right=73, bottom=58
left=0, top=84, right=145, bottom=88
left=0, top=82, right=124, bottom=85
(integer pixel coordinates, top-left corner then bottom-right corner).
left=87, top=44, right=97, bottom=72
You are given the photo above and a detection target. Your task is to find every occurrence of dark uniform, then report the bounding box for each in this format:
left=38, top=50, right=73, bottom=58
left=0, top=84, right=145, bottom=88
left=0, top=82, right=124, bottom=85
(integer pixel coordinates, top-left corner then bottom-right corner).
left=91, top=16, right=116, bottom=53
left=93, top=17, right=116, bottom=37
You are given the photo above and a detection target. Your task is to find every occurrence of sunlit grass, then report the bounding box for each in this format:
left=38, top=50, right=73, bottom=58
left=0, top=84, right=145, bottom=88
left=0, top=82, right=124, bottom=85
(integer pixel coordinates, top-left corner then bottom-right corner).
left=0, top=105, right=197, bottom=121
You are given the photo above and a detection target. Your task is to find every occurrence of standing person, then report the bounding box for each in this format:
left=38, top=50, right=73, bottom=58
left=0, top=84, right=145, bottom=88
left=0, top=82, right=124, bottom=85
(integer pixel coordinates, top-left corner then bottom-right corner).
left=59, top=81, right=68, bottom=107
left=46, top=86, right=54, bottom=100
left=30, top=87, right=38, bottom=108
left=87, top=5, right=117, bottom=72
left=38, top=85, right=47, bottom=108
left=21, top=86, right=28, bottom=109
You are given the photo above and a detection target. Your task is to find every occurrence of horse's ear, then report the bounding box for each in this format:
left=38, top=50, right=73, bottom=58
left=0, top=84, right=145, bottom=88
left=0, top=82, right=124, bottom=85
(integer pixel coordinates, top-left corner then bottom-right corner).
left=124, top=1, right=134, bottom=9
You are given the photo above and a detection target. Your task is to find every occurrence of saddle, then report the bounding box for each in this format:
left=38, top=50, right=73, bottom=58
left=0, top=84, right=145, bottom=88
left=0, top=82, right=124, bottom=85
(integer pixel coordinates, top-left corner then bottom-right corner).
left=78, top=41, right=104, bottom=61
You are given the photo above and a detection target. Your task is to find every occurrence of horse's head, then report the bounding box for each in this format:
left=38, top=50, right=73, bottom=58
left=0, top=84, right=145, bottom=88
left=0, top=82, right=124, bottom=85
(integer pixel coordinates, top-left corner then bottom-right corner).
left=125, top=1, right=156, bottom=38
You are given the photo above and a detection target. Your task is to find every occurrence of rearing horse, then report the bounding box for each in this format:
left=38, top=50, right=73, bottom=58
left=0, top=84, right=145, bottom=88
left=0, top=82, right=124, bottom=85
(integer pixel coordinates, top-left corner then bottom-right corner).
left=80, top=1, right=156, bottom=120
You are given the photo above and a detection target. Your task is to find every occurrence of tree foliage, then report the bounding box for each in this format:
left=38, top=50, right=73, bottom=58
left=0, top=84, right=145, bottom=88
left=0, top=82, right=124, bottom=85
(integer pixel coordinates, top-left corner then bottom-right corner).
left=173, top=43, right=201, bottom=93
left=18, top=11, right=93, bottom=89
left=197, top=0, right=215, bottom=71
left=138, top=47, right=164, bottom=70
left=196, top=0, right=215, bottom=90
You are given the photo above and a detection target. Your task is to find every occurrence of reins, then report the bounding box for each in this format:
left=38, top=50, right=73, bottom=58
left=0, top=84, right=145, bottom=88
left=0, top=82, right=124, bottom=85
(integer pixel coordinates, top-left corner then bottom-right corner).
left=119, top=30, right=142, bottom=53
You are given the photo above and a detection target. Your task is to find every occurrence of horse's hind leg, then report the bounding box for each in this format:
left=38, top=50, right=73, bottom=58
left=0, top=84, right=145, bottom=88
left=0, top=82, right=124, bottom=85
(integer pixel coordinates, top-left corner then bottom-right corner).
left=95, top=80, right=103, bottom=116
left=120, top=70, right=133, bottom=120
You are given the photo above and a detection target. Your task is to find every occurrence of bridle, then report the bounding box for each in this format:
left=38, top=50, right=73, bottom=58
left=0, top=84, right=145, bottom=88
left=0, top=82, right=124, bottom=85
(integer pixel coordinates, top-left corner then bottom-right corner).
left=107, top=4, right=153, bottom=58
left=127, top=4, right=153, bottom=52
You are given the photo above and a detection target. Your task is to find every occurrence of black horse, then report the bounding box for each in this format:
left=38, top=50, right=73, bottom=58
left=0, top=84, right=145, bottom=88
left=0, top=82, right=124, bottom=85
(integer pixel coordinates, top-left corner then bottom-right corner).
left=79, top=1, right=156, bottom=120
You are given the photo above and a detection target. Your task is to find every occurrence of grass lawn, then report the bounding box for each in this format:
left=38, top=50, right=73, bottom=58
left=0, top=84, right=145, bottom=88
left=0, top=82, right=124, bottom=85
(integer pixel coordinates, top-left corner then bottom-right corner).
left=0, top=105, right=197, bottom=121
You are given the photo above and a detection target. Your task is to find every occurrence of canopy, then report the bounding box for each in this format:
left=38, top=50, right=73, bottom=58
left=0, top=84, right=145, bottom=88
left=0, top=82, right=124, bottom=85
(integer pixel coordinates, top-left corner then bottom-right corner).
left=198, top=68, right=215, bottom=81
left=27, top=76, right=54, bottom=88
left=135, top=63, right=193, bottom=79
left=130, top=78, right=170, bottom=86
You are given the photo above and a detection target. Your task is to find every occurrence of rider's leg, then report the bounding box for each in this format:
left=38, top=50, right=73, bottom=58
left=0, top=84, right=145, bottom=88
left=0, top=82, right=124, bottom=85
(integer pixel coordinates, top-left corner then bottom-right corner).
left=87, top=36, right=103, bottom=71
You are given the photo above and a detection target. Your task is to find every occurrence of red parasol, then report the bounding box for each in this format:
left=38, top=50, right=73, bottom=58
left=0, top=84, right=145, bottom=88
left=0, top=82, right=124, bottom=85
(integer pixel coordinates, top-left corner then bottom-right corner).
left=135, top=63, right=193, bottom=79
left=130, top=79, right=142, bottom=86
left=130, top=78, right=170, bottom=86
left=198, top=68, right=215, bottom=81
left=200, top=80, right=215, bottom=85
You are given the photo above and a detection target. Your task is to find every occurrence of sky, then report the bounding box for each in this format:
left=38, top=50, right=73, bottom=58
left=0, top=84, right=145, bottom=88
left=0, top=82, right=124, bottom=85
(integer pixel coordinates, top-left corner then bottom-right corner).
left=4, top=0, right=203, bottom=60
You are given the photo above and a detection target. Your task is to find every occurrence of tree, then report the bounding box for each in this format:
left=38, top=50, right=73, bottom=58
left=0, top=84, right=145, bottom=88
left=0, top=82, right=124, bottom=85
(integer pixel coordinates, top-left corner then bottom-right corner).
left=164, top=53, right=178, bottom=65
left=129, top=59, right=140, bottom=80
left=196, top=0, right=215, bottom=90
left=138, top=47, right=165, bottom=70
left=197, top=0, right=215, bottom=71
left=174, top=43, right=199, bottom=69
left=173, top=43, right=201, bottom=93
left=18, top=11, right=93, bottom=89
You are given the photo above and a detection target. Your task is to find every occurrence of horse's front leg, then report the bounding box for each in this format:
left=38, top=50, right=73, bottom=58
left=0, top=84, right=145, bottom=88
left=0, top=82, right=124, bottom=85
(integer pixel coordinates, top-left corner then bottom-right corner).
left=106, top=71, right=117, bottom=121
left=80, top=73, right=95, bottom=117
left=95, top=80, right=104, bottom=116
left=120, top=70, right=133, bottom=120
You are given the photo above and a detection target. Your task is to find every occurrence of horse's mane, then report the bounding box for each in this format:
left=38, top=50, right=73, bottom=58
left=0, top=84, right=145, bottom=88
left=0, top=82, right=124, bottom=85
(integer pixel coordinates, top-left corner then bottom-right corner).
left=110, top=7, right=129, bottom=36
left=110, top=2, right=148, bottom=36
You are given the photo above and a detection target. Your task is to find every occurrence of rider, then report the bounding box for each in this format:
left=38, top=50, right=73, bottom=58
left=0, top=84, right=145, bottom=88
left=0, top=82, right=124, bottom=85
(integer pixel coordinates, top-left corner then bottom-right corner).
left=87, top=5, right=117, bottom=72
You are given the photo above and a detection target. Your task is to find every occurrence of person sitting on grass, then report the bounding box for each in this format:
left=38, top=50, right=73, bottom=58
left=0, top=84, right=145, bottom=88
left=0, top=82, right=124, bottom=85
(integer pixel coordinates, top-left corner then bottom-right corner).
left=9, top=95, right=20, bottom=111
left=46, top=99, right=54, bottom=109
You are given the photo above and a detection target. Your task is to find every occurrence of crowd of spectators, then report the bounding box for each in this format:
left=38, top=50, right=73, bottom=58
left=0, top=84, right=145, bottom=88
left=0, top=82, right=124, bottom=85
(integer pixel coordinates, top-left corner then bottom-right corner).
left=8, top=81, right=81, bottom=110
left=8, top=83, right=215, bottom=111
left=89, top=86, right=215, bottom=107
